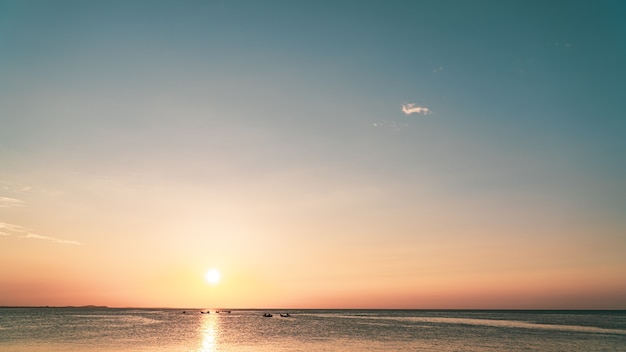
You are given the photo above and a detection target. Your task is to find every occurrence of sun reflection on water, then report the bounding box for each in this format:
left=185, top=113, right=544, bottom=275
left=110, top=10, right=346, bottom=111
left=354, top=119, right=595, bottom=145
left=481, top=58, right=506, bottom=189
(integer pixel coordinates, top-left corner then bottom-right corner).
left=199, top=313, right=220, bottom=352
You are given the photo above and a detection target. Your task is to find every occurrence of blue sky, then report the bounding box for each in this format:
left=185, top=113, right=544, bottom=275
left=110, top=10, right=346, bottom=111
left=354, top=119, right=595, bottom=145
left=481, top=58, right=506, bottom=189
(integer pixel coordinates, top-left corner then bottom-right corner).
left=1, top=0, right=625, bottom=308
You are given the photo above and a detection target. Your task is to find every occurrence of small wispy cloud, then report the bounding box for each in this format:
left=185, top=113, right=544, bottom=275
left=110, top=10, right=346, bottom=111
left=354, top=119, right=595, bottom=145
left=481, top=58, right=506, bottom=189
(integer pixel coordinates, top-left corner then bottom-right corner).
left=0, top=197, right=25, bottom=208
left=372, top=119, right=408, bottom=130
left=402, top=103, right=431, bottom=116
left=0, top=222, right=25, bottom=234
left=22, top=233, right=82, bottom=246
left=0, top=222, right=82, bottom=245
left=0, top=181, right=33, bottom=193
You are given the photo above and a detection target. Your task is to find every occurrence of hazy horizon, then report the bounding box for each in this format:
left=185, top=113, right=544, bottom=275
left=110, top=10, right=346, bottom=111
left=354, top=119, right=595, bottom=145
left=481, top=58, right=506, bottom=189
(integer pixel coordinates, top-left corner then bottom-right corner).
left=3, top=306, right=626, bottom=311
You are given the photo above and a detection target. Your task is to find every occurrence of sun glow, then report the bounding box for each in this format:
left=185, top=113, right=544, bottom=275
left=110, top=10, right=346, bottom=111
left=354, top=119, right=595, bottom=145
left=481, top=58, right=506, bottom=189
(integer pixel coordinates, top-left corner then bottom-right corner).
left=205, top=268, right=221, bottom=285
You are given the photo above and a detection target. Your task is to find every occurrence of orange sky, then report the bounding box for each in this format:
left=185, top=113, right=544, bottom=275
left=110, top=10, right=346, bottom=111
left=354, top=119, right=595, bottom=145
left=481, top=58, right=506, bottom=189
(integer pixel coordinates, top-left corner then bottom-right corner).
left=1, top=1, right=625, bottom=309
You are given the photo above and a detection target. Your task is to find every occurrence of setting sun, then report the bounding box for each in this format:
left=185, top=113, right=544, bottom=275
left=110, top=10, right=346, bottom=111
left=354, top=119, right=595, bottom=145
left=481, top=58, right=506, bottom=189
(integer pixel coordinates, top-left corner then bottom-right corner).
left=204, top=268, right=221, bottom=285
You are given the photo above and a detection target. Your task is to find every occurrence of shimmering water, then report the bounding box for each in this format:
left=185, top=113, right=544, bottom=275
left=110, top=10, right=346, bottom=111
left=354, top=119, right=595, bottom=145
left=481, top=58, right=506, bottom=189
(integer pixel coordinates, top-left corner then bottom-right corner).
left=1, top=308, right=625, bottom=351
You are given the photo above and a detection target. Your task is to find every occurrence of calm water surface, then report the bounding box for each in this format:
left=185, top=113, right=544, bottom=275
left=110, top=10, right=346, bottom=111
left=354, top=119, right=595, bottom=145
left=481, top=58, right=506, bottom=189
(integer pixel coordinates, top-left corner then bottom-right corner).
left=1, top=308, right=625, bottom=351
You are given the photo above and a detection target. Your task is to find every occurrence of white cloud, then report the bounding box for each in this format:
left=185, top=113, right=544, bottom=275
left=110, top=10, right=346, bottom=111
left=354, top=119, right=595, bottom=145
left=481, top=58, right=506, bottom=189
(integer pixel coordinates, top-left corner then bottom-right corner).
left=0, top=222, right=26, bottom=233
left=22, top=233, right=82, bottom=245
left=0, top=197, right=24, bottom=207
left=22, top=233, right=50, bottom=240
left=402, top=103, right=431, bottom=116
left=0, top=222, right=82, bottom=245
left=0, top=181, right=33, bottom=193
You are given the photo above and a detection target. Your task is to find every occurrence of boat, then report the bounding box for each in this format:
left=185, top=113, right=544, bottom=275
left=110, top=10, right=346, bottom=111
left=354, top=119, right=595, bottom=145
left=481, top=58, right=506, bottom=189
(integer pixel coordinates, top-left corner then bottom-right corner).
left=279, top=313, right=291, bottom=317
left=263, top=313, right=273, bottom=317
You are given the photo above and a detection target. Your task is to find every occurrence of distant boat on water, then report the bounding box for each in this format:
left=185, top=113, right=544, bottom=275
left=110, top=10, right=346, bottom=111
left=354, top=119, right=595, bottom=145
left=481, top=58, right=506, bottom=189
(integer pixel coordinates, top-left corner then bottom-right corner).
left=262, top=313, right=273, bottom=317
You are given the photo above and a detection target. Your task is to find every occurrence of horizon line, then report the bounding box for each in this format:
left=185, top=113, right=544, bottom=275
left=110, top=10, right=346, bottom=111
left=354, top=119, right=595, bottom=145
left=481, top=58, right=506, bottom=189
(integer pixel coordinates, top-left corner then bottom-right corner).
left=1, top=305, right=625, bottom=311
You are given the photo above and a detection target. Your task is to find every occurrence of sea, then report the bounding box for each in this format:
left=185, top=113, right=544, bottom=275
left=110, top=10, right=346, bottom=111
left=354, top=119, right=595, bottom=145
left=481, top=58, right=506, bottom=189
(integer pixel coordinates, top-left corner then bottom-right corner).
left=1, top=308, right=625, bottom=351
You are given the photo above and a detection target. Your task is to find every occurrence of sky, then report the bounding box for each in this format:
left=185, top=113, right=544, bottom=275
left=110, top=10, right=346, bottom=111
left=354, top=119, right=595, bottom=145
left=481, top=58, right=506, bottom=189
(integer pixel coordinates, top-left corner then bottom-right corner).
left=1, top=0, right=625, bottom=309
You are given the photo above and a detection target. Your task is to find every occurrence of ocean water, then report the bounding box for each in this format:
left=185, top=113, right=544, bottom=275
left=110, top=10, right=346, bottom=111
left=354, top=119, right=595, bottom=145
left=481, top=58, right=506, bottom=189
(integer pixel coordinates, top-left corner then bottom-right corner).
left=0, top=308, right=625, bottom=351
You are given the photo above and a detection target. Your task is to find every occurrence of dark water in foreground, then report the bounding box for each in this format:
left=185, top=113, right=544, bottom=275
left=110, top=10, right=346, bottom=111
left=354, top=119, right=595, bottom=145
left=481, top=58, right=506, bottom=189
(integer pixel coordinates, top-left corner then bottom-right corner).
left=1, top=308, right=625, bottom=351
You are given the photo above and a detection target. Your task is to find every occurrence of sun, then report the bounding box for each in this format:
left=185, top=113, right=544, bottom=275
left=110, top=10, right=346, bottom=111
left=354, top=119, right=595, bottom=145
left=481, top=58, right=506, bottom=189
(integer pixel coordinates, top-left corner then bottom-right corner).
left=204, top=268, right=221, bottom=285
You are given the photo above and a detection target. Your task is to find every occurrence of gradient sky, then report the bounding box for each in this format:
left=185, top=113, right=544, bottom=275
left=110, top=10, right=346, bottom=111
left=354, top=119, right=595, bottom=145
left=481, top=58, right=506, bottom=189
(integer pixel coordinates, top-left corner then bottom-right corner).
left=1, top=0, right=625, bottom=309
